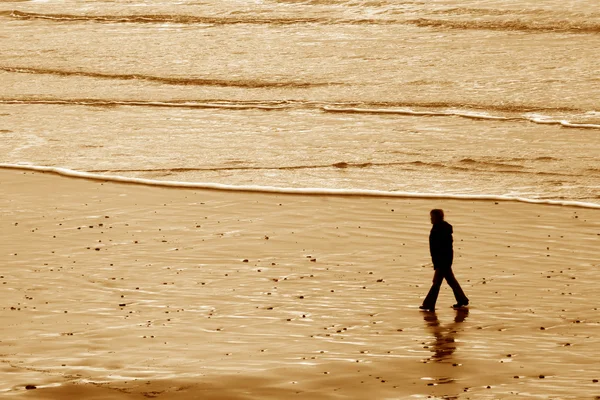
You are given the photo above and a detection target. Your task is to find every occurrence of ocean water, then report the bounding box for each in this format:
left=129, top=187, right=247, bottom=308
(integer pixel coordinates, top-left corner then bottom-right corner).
left=1, top=0, right=599, bottom=205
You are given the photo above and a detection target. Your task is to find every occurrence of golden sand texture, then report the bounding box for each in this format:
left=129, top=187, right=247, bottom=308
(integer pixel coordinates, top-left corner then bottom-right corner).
left=1, top=169, right=599, bottom=399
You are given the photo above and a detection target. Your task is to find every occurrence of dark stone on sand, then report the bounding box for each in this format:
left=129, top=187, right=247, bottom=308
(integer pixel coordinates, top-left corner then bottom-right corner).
left=539, top=375, right=545, bottom=379
left=243, top=259, right=249, bottom=262
left=119, top=303, right=126, bottom=307
left=25, top=385, right=36, bottom=390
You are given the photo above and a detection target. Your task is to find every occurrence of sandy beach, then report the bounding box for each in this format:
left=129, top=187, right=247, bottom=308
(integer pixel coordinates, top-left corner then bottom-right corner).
left=1, top=169, right=599, bottom=399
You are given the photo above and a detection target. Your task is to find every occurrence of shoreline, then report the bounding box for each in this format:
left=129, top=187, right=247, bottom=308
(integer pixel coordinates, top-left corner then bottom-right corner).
left=2, top=169, right=599, bottom=399
left=2, top=164, right=599, bottom=209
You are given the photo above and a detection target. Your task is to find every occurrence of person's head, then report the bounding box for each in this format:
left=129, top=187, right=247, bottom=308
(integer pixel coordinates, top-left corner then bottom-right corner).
left=430, top=209, right=444, bottom=224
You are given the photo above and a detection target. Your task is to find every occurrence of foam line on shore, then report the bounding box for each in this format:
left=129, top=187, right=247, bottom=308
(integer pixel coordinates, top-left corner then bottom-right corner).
left=2, top=164, right=599, bottom=209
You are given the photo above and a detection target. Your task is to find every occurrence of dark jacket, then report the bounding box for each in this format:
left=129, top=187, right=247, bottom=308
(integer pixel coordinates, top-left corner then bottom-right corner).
left=429, top=221, right=454, bottom=269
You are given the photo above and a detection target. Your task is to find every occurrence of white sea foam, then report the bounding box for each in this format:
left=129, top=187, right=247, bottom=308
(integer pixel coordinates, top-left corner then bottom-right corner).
left=323, top=106, right=600, bottom=129
left=2, top=164, right=599, bottom=209
left=527, top=115, right=600, bottom=129
left=323, top=106, right=509, bottom=120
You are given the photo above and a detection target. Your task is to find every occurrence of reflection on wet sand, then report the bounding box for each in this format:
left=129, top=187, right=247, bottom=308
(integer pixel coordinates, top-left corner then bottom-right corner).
left=420, top=309, right=469, bottom=394
left=423, top=309, right=469, bottom=363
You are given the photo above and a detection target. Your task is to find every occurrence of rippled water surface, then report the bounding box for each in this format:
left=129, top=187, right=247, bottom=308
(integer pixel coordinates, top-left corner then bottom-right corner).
left=1, top=0, right=599, bottom=203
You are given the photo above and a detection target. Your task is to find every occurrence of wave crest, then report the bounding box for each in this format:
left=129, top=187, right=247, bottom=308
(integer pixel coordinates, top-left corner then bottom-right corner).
left=408, top=18, right=600, bottom=34
left=5, top=10, right=599, bottom=35
left=0, top=10, right=397, bottom=25
left=322, top=106, right=600, bottom=130
left=0, top=66, right=333, bottom=89
left=1, top=97, right=598, bottom=130
left=1, top=10, right=329, bottom=25
left=0, top=98, right=297, bottom=111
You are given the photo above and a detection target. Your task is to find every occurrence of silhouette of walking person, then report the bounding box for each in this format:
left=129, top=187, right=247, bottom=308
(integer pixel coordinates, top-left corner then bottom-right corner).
left=420, top=209, right=469, bottom=311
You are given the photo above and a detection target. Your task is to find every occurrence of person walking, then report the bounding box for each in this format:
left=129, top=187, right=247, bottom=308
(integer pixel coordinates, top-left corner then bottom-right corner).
left=420, top=209, right=469, bottom=311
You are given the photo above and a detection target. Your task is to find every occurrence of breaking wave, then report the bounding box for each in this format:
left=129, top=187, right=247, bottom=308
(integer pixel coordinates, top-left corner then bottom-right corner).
left=322, top=106, right=600, bottom=130
left=1, top=96, right=598, bottom=130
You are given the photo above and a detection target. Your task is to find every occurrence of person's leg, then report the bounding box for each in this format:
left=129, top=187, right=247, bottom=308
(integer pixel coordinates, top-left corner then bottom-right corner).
left=444, top=268, right=469, bottom=305
left=421, top=269, right=444, bottom=309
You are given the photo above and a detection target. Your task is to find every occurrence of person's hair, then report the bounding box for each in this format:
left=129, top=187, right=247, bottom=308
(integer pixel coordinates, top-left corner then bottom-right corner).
left=430, top=209, right=444, bottom=220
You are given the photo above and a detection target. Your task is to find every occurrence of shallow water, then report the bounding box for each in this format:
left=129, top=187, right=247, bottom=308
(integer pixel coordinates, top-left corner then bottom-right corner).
left=1, top=0, right=599, bottom=202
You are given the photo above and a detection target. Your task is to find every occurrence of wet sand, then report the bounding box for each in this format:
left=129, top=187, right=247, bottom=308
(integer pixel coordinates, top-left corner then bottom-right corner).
left=1, top=169, right=599, bottom=399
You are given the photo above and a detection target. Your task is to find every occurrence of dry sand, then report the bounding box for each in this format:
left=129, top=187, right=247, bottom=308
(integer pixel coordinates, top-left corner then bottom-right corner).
left=1, top=169, right=599, bottom=399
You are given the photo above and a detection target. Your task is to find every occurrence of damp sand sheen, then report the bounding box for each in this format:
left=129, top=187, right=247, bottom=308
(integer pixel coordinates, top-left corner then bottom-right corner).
left=2, top=0, right=600, bottom=398
left=1, top=169, right=599, bottom=399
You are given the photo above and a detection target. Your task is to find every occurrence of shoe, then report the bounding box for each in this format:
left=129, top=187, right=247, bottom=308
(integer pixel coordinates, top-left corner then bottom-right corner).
left=452, top=302, right=469, bottom=309
left=419, top=305, right=435, bottom=311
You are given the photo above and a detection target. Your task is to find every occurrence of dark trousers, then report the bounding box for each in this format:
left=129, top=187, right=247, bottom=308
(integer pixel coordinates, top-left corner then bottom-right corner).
left=422, top=268, right=469, bottom=309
